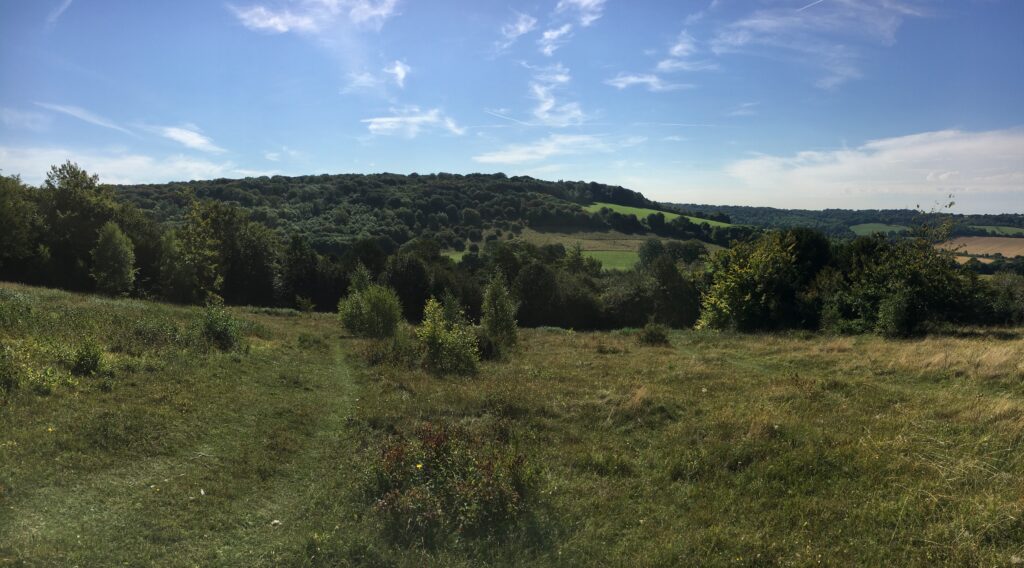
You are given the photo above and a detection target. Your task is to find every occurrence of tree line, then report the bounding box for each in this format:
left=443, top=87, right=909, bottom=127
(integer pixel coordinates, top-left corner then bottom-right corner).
left=2, top=162, right=1022, bottom=335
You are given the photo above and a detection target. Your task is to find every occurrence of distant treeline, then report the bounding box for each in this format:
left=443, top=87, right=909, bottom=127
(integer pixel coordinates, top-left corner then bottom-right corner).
left=113, top=171, right=751, bottom=255
left=2, top=162, right=1022, bottom=336
left=670, top=203, right=1024, bottom=237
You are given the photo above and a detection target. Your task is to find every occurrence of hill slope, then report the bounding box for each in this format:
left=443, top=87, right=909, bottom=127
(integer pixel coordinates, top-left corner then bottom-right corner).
left=3, top=283, right=1024, bottom=565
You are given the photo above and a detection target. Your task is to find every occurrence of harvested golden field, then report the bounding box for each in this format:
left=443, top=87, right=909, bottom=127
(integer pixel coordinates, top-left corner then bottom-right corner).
left=955, top=255, right=995, bottom=264
left=940, top=237, right=1024, bottom=257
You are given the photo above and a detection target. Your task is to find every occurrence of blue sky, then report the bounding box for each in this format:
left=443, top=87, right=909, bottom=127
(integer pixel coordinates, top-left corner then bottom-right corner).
left=1, top=0, right=1022, bottom=212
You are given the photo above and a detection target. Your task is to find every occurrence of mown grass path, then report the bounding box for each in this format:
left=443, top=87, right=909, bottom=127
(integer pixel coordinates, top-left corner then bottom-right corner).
left=0, top=287, right=364, bottom=566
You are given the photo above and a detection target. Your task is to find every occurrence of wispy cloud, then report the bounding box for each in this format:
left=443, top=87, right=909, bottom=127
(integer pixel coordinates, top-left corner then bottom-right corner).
left=383, top=60, right=410, bottom=87
left=473, top=134, right=644, bottom=165
left=656, top=30, right=718, bottom=73
left=538, top=24, right=572, bottom=56
left=0, top=146, right=243, bottom=185
left=605, top=73, right=691, bottom=92
left=526, top=63, right=586, bottom=127
left=726, top=128, right=1024, bottom=200
left=727, top=102, right=759, bottom=117
left=34, top=102, right=133, bottom=135
left=229, top=5, right=317, bottom=33
left=555, top=0, right=606, bottom=27
left=1, top=108, right=52, bottom=131
left=46, top=0, right=74, bottom=26
left=264, top=146, right=299, bottom=162
left=710, top=0, right=927, bottom=89
left=157, top=125, right=226, bottom=154
left=361, top=107, right=464, bottom=138
left=497, top=12, right=537, bottom=50
left=230, top=0, right=399, bottom=33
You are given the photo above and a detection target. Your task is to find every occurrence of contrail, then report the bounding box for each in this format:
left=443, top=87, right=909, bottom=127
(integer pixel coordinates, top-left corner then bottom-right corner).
left=797, top=0, right=827, bottom=12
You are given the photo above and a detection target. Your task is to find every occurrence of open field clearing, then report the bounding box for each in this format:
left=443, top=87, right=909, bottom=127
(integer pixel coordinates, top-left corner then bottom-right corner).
left=517, top=228, right=721, bottom=270
left=849, top=223, right=908, bottom=235
left=583, top=202, right=733, bottom=227
left=941, top=237, right=1024, bottom=257
left=3, top=283, right=1024, bottom=565
left=973, top=225, right=1024, bottom=236
left=955, top=255, right=995, bottom=264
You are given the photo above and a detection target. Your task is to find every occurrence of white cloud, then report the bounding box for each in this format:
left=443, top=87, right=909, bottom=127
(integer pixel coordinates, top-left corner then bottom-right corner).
left=538, top=24, right=572, bottom=56
left=34, top=102, right=133, bottom=135
left=726, top=128, right=1024, bottom=203
left=711, top=0, right=927, bottom=89
left=229, top=5, right=317, bottom=33
left=0, top=146, right=244, bottom=185
left=498, top=12, right=537, bottom=49
left=669, top=31, right=697, bottom=58
left=727, top=102, right=759, bottom=117
left=605, top=73, right=690, bottom=92
left=47, top=0, right=73, bottom=26
left=655, top=30, right=718, bottom=73
left=527, top=63, right=586, bottom=127
left=383, top=60, right=410, bottom=87
left=157, top=126, right=226, bottom=154
left=230, top=0, right=399, bottom=34
left=473, top=134, right=644, bottom=165
left=342, top=71, right=382, bottom=93
left=556, top=0, right=606, bottom=27
left=361, top=107, right=464, bottom=138
left=264, top=147, right=298, bottom=162
left=1, top=108, right=52, bottom=131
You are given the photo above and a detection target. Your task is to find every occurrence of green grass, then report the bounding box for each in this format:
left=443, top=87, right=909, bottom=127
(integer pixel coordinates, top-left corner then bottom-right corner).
left=443, top=250, right=467, bottom=262
left=850, top=223, right=908, bottom=235
left=971, top=225, right=1024, bottom=236
left=4, top=283, right=1024, bottom=566
left=583, top=250, right=639, bottom=270
left=583, top=202, right=733, bottom=228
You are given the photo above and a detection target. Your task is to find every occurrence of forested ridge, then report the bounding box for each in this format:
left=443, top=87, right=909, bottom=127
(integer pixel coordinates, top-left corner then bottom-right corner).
left=670, top=202, right=1024, bottom=237
left=2, top=162, right=1022, bottom=335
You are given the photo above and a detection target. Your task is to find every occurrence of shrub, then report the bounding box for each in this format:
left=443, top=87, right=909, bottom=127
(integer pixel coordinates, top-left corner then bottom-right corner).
left=418, top=298, right=478, bottom=375
left=481, top=273, right=518, bottom=354
left=197, top=300, right=242, bottom=351
left=370, top=422, right=533, bottom=547
left=987, top=273, right=1024, bottom=325
left=339, top=284, right=403, bottom=339
left=90, top=221, right=137, bottom=296
left=874, top=287, right=917, bottom=338
left=72, top=340, right=103, bottom=376
left=0, top=344, right=19, bottom=396
left=361, top=325, right=420, bottom=368
left=638, top=322, right=671, bottom=346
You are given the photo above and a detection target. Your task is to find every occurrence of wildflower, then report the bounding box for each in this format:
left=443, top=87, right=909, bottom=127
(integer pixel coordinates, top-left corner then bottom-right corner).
left=416, top=463, right=423, bottom=470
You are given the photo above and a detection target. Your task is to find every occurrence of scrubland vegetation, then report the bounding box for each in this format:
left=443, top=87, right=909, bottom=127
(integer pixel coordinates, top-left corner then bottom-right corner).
left=2, top=162, right=1024, bottom=565
left=3, top=283, right=1024, bottom=566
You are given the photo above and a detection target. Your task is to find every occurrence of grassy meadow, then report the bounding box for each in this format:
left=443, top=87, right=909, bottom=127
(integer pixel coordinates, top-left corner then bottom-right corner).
left=3, top=283, right=1024, bottom=566
left=849, top=223, right=908, bottom=236
left=583, top=202, right=733, bottom=228
left=972, top=226, right=1024, bottom=236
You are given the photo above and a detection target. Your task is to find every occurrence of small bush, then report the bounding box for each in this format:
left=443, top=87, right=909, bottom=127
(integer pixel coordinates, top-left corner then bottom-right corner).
left=339, top=284, right=403, bottom=339
left=874, top=288, right=917, bottom=338
left=474, top=326, right=501, bottom=361
left=481, top=273, right=518, bottom=356
left=0, top=344, right=19, bottom=396
left=370, top=422, right=533, bottom=547
left=197, top=301, right=242, bottom=351
left=637, top=322, right=670, bottom=346
left=418, top=298, right=478, bottom=375
left=72, top=340, right=103, bottom=376
left=361, top=325, right=420, bottom=368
